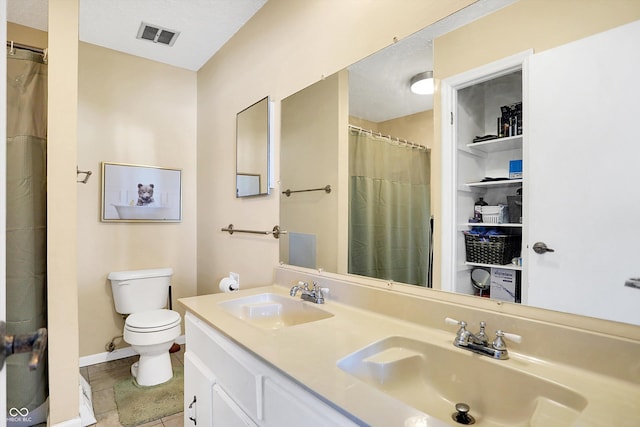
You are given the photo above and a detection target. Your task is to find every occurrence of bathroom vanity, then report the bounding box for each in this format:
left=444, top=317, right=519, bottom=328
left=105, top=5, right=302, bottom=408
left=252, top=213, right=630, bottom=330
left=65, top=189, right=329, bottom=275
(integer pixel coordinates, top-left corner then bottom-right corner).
left=179, top=266, right=640, bottom=427
left=184, top=311, right=362, bottom=426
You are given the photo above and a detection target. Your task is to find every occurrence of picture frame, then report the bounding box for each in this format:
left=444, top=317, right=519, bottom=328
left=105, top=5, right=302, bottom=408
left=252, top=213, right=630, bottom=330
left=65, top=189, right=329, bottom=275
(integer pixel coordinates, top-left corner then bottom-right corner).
left=101, top=162, right=182, bottom=222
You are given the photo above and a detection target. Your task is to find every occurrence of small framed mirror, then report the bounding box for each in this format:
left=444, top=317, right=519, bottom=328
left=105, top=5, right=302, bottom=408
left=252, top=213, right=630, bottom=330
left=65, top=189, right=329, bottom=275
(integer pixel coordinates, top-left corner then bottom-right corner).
left=236, top=96, right=272, bottom=197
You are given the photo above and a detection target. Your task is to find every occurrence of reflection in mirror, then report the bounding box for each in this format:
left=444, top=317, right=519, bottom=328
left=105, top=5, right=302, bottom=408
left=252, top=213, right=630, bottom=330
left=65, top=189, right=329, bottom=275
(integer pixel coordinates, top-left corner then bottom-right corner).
left=347, top=127, right=431, bottom=286
left=280, top=72, right=433, bottom=286
left=236, top=96, right=271, bottom=197
left=280, top=72, right=346, bottom=273
left=279, top=1, right=640, bottom=326
left=279, top=3, right=505, bottom=283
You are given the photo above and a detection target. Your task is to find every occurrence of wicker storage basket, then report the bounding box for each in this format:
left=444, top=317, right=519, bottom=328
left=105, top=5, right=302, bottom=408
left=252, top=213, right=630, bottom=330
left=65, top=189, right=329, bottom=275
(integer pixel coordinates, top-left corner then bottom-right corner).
left=463, top=232, right=521, bottom=265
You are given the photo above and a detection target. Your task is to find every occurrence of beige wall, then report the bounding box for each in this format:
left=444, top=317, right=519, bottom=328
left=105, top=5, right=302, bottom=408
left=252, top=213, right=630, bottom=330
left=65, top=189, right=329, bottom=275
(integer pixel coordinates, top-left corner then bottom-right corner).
left=429, top=0, right=640, bottom=289
left=350, top=110, right=434, bottom=149
left=378, top=110, right=434, bottom=149
left=7, top=22, right=47, bottom=48
left=280, top=71, right=346, bottom=272
left=196, top=0, right=475, bottom=295
left=77, top=42, right=198, bottom=357
left=47, top=1, right=80, bottom=423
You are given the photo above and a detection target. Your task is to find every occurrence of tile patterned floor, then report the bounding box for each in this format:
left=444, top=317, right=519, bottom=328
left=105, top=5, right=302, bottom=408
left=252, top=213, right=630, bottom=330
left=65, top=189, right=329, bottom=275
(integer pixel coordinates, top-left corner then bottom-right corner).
left=80, top=346, right=185, bottom=427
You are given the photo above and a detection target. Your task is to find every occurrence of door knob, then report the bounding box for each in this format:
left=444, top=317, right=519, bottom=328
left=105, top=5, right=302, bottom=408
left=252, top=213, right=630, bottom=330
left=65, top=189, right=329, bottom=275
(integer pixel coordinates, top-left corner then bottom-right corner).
left=533, top=242, right=555, bottom=254
left=0, top=321, right=48, bottom=372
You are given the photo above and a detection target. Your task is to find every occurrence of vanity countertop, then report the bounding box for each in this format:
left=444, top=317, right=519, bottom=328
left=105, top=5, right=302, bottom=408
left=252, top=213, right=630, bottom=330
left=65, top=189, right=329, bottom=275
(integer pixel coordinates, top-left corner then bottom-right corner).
left=179, top=284, right=640, bottom=427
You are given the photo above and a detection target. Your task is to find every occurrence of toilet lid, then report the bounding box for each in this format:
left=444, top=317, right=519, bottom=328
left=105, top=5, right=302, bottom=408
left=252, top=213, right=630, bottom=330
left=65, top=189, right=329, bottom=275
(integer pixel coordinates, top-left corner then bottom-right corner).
left=126, top=309, right=181, bottom=332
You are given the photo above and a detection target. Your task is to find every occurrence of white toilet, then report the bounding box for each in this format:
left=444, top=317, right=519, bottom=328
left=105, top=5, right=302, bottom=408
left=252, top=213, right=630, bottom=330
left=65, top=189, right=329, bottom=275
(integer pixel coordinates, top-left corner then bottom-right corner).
left=108, top=268, right=181, bottom=386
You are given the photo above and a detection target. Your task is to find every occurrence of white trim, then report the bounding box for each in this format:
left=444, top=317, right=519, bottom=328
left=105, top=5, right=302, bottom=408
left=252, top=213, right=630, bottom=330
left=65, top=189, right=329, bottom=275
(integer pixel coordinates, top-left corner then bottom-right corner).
left=439, top=79, right=456, bottom=293
left=444, top=49, right=533, bottom=89
left=50, top=416, right=82, bottom=427
left=79, top=335, right=185, bottom=367
left=520, top=54, right=531, bottom=305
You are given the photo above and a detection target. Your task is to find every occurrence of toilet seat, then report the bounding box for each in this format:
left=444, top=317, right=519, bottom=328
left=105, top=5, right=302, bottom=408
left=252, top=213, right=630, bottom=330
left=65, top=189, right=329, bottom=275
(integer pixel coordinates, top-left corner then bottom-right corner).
left=125, top=309, right=181, bottom=333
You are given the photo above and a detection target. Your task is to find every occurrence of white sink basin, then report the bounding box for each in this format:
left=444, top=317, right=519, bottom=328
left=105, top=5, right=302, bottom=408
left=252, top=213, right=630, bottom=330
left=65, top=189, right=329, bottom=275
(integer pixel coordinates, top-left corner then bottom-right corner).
left=338, top=336, right=587, bottom=426
left=219, top=293, right=333, bottom=329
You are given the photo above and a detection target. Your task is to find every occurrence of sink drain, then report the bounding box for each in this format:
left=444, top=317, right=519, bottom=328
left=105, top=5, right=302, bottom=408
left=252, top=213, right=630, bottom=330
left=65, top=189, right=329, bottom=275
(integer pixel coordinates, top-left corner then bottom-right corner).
left=452, top=403, right=475, bottom=425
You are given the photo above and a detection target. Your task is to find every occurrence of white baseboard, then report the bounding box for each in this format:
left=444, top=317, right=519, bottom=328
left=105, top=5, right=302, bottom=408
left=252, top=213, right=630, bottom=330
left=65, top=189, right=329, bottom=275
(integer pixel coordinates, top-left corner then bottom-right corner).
left=79, top=335, right=185, bottom=367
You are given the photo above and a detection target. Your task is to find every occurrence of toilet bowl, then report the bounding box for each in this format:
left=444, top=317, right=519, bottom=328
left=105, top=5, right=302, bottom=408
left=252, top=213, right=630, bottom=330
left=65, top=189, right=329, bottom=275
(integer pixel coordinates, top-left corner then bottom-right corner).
left=124, top=309, right=181, bottom=386
left=108, top=268, right=181, bottom=387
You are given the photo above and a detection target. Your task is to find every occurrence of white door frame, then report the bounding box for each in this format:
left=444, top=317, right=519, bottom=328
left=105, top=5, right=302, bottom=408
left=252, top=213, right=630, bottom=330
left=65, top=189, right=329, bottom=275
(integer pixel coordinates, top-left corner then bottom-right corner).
left=440, top=50, right=531, bottom=294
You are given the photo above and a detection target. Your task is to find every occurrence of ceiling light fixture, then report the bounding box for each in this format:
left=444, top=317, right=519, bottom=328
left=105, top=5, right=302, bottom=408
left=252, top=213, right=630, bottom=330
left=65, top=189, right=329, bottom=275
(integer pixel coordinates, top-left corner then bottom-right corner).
left=410, top=71, right=434, bottom=95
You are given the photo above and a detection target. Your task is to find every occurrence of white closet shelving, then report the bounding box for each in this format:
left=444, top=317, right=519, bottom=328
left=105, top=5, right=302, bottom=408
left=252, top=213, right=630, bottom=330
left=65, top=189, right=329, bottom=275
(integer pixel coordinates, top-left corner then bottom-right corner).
left=441, top=50, right=531, bottom=299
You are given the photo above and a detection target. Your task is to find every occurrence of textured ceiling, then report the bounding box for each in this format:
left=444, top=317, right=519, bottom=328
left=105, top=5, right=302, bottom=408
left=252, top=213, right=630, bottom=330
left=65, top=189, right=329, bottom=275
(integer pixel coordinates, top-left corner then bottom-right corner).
left=348, top=0, right=518, bottom=122
left=7, top=0, right=268, bottom=71
left=7, top=0, right=48, bottom=31
left=7, top=0, right=517, bottom=122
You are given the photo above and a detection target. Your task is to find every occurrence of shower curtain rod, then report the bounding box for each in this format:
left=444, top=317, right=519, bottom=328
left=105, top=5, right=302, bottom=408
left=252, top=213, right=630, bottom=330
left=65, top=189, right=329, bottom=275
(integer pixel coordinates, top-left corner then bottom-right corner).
left=348, top=124, right=430, bottom=151
left=7, top=41, right=46, bottom=55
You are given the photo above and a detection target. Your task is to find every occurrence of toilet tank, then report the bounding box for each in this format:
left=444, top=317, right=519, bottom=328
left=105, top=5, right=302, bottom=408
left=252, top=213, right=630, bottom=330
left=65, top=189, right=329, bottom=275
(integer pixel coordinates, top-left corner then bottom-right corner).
left=108, top=268, right=173, bottom=314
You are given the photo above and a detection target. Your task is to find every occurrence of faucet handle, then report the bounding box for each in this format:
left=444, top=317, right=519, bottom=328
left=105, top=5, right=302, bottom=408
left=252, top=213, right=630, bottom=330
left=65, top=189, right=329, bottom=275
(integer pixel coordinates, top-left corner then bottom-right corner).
left=476, top=321, right=489, bottom=345
left=311, top=282, right=325, bottom=304
left=445, top=318, right=469, bottom=344
left=500, top=330, right=522, bottom=343
left=492, top=330, right=522, bottom=351
left=445, top=317, right=466, bottom=327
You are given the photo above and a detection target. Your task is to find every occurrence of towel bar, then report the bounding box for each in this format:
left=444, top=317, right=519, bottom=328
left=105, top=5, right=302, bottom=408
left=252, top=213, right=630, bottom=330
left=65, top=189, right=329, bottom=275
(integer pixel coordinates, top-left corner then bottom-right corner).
left=282, top=185, right=331, bottom=197
left=221, top=224, right=287, bottom=239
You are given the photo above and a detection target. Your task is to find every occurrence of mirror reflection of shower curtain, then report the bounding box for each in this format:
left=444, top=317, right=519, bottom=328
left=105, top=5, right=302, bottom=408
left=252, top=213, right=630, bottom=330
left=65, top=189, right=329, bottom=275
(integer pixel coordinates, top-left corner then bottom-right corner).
left=6, top=47, right=48, bottom=422
left=348, top=129, right=431, bottom=286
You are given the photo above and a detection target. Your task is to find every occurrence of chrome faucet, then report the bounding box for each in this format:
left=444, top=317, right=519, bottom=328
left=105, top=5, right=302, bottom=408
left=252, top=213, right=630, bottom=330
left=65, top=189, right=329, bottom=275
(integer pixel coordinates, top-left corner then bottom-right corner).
left=0, top=321, right=48, bottom=372
left=290, top=281, right=306, bottom=297
left=445, top=317, right=521, bottom=360
left=290, top=281, right=325, bottom=304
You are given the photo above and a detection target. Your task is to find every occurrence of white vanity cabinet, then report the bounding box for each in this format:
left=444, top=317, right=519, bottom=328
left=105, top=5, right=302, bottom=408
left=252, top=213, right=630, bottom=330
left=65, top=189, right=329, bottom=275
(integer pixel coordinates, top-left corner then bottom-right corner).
left=441, top=51, right=529, bottom=300
left=184, top=312, right=359, bottom=427
left=184, top=350, right=257, bottom=427
left=184, top=352, right=216, bottom=426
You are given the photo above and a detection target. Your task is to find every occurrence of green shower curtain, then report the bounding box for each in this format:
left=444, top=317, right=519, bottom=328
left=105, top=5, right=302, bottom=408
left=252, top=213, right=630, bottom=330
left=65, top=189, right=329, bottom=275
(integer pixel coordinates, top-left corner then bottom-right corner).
left=348, top=128, right=431, bottom=286
left=6, top=47, right=48, bottom=420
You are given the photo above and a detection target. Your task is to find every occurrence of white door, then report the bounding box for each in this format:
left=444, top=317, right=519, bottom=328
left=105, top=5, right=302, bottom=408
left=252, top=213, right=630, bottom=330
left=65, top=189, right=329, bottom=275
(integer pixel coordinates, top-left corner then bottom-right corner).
left=1, top=1, right=8, bottom=425
left=526, top=20, right=640, bottom=324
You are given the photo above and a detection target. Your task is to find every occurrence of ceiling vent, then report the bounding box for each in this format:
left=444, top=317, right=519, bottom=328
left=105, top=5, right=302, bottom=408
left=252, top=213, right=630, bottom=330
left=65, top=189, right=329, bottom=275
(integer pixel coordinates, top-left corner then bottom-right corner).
left=136, top=22, right=180, bottom=47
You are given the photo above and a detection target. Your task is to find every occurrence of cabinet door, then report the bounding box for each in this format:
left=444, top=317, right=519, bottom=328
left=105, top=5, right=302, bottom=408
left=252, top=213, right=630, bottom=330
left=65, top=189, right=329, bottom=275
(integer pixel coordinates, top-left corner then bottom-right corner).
left=212, top=384, right=258, bottom=427
left=186, top=313, right=260, bottom=420
left=184, top=352, right=215, bottom=427
left=261, top=377, right=358, bottom=427
left=527, top=20, right=640, bottom=324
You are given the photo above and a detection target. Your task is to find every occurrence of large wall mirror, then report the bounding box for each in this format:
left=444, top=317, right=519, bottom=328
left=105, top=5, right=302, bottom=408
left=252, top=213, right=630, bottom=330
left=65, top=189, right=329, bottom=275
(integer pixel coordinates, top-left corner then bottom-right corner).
left=280, top=0, right=640, bottom=327
left=236, top=96, right=272, bottom=197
